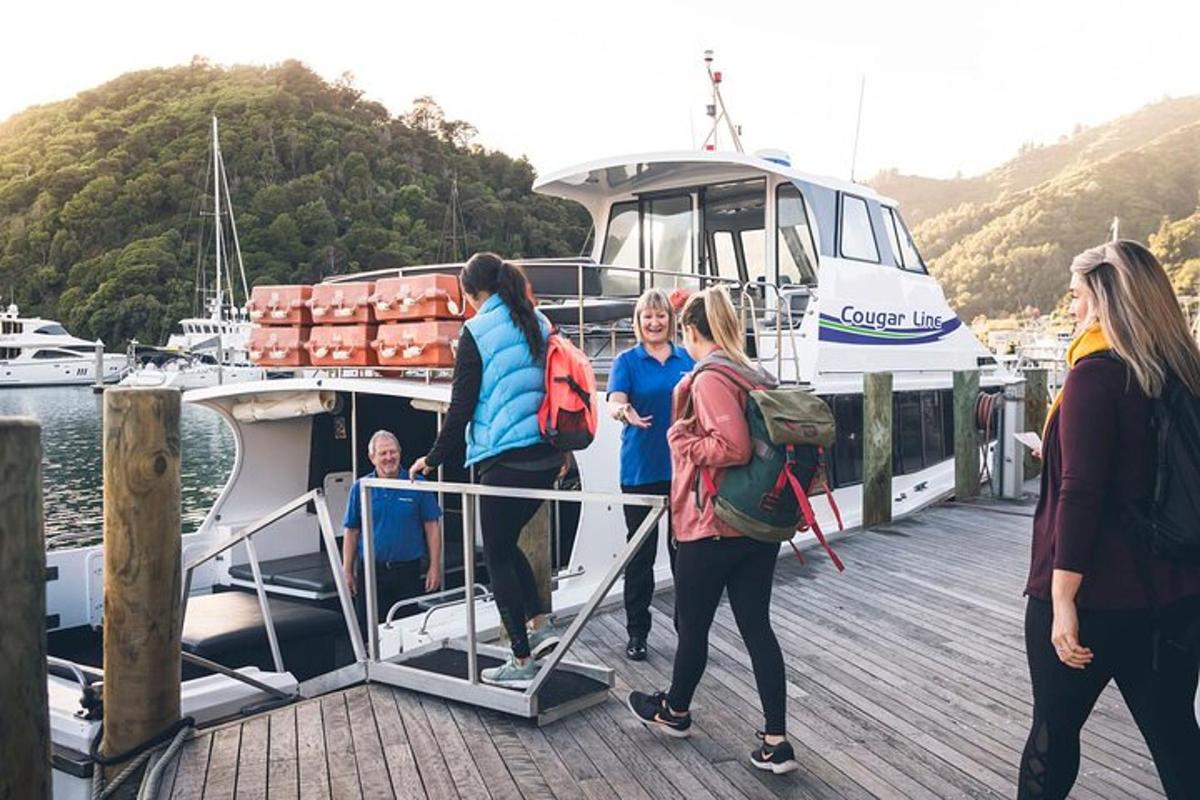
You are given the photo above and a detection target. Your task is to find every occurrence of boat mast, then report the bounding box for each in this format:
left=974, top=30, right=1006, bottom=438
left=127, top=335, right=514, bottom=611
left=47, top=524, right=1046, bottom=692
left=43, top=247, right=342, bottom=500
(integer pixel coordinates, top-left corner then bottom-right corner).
left=212, top=117, right=225, bottom=381
left=702, top=50, right=743, bottom=153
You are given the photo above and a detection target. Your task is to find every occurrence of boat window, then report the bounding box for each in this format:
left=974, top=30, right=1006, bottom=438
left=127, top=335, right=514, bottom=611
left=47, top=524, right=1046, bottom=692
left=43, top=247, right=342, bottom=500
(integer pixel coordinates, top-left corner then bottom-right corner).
left=701, top=179, right=765, bottom=284
left=893, top=210, right=928, bottom=274
left=829, top=394, right=863, bottom=486
left=33, top=324, right=68, bottom=336
left=646, top=194, right=694, bottom=286
left=31, top=349, right=77, bottom=359
left=777, top=184, right=818, bottom=285
left=839, top=194, right=879, bottom=263
left=922, top=390, right=951, bottom=463
left=600, top=201, right=641, bottom=295
left=0, top=320, right=15, bottom=335
left=0, top=347, right=17, bottom=360
left=711, top=231, right=739, bottom=283
left=893, top=392, right=925, bottom=474
left=880, top=207, right=904, bottom=269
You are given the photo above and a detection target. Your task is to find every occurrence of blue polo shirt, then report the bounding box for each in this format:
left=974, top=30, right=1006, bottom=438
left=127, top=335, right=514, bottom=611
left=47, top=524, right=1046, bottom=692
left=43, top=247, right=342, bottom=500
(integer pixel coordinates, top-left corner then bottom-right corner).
left=607, top=343, right=695, bottom=486
left=343, top=469, right=441, bottom=563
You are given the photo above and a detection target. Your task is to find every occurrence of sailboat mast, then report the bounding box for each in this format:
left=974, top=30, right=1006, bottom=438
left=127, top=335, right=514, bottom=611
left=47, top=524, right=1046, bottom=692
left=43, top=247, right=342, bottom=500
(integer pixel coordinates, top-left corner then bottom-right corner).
left=212, top=116, right=226, bottom=379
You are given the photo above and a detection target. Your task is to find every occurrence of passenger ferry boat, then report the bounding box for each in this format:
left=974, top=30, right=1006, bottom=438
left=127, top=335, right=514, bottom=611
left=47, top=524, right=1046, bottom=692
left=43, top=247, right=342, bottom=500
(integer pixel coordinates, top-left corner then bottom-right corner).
left=43, top=147, right=1008, bottom=794
left=0, top=303, right=128, bottom=386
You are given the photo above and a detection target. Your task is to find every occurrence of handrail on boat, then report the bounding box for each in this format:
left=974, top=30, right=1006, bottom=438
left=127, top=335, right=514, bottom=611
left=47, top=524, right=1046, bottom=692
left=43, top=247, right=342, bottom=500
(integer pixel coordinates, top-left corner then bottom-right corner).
left=178, top=488, right=364, bottom=699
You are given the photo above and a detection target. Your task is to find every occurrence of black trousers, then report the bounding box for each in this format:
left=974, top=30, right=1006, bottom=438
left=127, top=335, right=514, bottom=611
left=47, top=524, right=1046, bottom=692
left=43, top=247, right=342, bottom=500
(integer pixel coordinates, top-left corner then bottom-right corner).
left=667, top=536, right=787, bottom=736
left=479, top=463, right=558, bottom=660
left=355, top=558, right=422, bottom=635
left=1019, top=596, right=1200, bottom=799
left=621, top=480, right=676, bottom=639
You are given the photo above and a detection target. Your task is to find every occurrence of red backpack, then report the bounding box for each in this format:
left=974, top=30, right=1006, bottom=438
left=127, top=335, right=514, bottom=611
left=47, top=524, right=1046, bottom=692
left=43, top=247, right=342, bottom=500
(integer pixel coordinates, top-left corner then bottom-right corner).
left=539, top=332, right=597, bottom=450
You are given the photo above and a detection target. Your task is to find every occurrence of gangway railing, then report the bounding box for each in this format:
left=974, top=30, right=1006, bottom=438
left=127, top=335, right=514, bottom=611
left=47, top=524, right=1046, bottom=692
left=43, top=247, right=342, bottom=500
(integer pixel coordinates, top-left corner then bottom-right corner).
left=178, top=488, right=365, bottom=699
left=358, top=476, right=667, bottom=724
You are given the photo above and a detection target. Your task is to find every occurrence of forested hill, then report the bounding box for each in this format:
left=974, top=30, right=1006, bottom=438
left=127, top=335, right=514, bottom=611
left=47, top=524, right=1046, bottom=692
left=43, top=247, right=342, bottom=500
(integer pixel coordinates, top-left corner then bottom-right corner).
left=0, top=59, right=590, bottom=346
left=869, top=97, right=1200, bottom=322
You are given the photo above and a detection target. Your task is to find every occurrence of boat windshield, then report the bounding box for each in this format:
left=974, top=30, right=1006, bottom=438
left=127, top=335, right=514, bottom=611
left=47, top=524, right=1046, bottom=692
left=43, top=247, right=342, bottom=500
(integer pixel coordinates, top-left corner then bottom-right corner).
left=33, top=324, right=68, bottom=336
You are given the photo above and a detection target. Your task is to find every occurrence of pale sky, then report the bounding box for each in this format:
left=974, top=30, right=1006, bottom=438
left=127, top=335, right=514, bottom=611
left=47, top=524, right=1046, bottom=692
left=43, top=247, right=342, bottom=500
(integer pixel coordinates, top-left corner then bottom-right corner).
left=4, top=0, right=1197, bottom=181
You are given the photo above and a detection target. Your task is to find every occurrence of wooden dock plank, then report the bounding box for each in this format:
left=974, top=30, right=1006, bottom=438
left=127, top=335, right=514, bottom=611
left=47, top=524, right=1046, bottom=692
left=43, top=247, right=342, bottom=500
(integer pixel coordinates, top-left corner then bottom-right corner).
left=295, top=698, right=331, bottom=800
left=201, top=725, right=241, bottom=800
left=266, top=705, right=298, bottom=800
left=344, top=686, right=394, bottom=799
left=169, top=732, right=214, bottom=800
left=420, top=695, right=488, bottom=798
left=368, top=683, right=427, bottom=800
left=233, top=716, right=268, bottom=800
left=448, top=705, right=528, bottom=800
left=392, top=689, right=458, bottom=800
left=320, top=692, right=363, bottom=800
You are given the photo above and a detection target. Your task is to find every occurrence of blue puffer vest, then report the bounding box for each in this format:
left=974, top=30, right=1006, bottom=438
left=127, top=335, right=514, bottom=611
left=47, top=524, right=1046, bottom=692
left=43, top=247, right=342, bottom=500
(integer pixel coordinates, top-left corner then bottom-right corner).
left=464, top=293, right=551, bottom=466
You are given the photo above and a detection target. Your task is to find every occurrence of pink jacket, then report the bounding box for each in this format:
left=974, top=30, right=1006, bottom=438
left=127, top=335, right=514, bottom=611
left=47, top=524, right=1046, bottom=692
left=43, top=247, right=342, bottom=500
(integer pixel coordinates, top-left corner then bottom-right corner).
left=668, top=352, right=773, bottom=542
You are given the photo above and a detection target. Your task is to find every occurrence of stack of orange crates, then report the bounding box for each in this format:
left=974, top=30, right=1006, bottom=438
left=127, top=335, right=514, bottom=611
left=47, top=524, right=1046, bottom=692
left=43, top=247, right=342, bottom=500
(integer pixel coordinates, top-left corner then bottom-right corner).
left=247, top=285, right=313, bottom=367
left=370, top=275, right=463, bottom=368
left=304, top=282, right=378, bottom=367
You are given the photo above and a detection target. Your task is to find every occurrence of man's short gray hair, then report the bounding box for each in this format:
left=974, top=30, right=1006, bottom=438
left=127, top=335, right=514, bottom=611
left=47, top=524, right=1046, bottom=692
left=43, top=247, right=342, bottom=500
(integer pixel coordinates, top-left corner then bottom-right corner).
left=367, top=429, right=400, bottom=457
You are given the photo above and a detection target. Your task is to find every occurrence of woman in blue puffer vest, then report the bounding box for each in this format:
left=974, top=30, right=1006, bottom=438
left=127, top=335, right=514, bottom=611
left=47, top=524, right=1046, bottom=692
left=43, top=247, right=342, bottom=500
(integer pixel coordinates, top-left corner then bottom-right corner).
left=412, top=252, right=564, bottom=688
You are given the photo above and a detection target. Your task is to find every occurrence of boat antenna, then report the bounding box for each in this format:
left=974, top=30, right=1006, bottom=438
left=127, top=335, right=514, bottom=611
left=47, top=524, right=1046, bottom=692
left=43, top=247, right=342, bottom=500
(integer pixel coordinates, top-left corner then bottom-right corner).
left=849, top=75, right=866, bottom=182
left=701, top=50, right=743, bottom=153
left=219, top=145, right=250, bottom=309
left=1110, top=216, right=1120, bottom=242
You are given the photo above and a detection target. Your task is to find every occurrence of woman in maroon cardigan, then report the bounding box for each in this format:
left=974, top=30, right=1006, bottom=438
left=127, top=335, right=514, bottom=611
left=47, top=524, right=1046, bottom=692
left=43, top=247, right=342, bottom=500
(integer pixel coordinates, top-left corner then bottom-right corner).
left=1019, top=240, right=1200, bottom=799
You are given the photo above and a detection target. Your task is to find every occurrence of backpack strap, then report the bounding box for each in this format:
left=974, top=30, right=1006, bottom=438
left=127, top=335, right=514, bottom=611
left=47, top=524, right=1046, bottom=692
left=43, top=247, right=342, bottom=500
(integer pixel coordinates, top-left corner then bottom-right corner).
left=781, top=453, right=845, bottom=572
left=681, top=362, right=762, bottom=419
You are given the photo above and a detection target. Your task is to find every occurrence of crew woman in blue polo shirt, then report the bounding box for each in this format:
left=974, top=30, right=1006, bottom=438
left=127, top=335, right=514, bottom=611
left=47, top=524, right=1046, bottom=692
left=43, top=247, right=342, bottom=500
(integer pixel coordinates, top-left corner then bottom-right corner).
left=342, top=430, right=442, bottom=633
left=606, top=287, right=694, bottom=660
left=411, top=252, right=564, bottom=689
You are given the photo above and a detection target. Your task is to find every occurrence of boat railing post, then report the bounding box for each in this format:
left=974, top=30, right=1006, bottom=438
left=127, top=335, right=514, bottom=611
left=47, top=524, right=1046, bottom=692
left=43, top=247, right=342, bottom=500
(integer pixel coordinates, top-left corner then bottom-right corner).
left=463, top=482, right=478, bottom=683
left=100, top=387, right=182, bottom=784
left=954, top=370, right=981, bottom=499
left=862, top=372, right=894, bottom=527
left=362, top=480, right=379, bottom=662
left=0, top=417, right=50, bottom=800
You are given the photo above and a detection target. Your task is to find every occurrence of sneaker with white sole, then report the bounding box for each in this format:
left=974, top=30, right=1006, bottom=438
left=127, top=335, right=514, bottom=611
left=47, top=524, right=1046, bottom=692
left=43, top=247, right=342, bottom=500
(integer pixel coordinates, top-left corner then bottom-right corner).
left=750, top=732, right=799, bottom=774
left=528, top=624, right=560, bottom=660
left=626, top=690, right=692, bottom=738
left=480, top=656, right=538, bottom=689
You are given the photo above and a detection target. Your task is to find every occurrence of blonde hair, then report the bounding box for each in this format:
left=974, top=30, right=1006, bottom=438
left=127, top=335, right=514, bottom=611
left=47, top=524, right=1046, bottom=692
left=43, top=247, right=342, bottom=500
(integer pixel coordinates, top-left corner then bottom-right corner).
left=632, top=288, right=676, bottom=343
left=1071, top=240, right=1200, bottom=397
left=679, top=286, right=756, bottom=370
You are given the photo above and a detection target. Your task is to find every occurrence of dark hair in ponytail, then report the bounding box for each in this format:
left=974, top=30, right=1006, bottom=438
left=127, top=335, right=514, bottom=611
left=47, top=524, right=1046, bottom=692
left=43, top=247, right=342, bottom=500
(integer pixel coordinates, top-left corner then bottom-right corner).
left=461, top=252, right=544, bottom=361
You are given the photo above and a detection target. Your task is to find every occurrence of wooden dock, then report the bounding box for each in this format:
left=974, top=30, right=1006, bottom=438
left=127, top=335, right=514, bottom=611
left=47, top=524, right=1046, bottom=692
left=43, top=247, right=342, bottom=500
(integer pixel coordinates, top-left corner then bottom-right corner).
left=157, top=496, right=1168, bottom=799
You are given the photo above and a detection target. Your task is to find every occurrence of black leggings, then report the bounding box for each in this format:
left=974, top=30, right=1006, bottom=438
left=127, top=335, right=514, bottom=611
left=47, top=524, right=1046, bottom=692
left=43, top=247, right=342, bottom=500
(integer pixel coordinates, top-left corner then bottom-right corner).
left=667, top=536, right=786, bottom=736
left=479, top=463, right=558, bottom=660
left=621, top=481, right=676, bottom=639
left=1019, top=597, right=1200, bottom=799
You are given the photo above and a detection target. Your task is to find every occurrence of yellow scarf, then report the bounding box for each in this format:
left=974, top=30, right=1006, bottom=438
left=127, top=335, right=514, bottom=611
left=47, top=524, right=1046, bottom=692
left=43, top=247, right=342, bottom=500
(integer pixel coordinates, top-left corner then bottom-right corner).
left=1043, top=322, right=1111, bottom=438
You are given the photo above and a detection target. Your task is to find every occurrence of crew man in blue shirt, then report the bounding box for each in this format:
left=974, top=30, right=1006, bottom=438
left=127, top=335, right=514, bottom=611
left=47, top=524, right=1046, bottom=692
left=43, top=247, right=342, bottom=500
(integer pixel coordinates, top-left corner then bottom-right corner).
left=342, top=430, right=442, bottom=628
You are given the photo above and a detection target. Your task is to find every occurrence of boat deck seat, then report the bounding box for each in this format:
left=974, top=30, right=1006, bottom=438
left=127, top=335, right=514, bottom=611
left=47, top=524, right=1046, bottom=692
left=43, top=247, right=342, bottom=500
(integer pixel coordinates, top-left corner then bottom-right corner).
left=181, top=591, right=349, bottom=681
left=227, top=551, right=336, bottom=594
left=540, top=299, right=636, bottom=326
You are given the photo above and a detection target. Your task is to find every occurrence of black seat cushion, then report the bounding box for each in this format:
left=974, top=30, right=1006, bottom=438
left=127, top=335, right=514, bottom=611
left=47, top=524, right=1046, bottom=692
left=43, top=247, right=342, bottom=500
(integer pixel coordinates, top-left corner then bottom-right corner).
left=182, top=591, right=343, bottom=657
left=227, top=552, right=336, bottom=594
left=540, top=300, right=636, bottom=326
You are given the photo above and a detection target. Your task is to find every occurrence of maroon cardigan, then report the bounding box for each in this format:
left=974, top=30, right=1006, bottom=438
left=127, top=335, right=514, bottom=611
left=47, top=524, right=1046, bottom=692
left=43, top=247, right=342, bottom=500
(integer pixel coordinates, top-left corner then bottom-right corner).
left=1026, top=356, right=1200, bottom=609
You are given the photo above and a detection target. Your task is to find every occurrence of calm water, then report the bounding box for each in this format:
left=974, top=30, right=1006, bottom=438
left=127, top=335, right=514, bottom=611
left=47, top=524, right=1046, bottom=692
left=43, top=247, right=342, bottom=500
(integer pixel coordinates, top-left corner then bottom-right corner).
left=0, top=386, right=234, bottom=548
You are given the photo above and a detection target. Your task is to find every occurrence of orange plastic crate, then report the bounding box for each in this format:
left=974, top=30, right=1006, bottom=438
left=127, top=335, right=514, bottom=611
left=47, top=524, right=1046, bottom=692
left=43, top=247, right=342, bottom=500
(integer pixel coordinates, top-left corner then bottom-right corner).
left=305, top=324, right=379, bottom=367
left=308, top=282, right=376, bottom=324
left=247, top=326, right=311, bottom=367
left=372, top=322, right=461, bottom=368
left=372, top=274, right=464, bottom=321
left=247, top=285, right=313, bottom=326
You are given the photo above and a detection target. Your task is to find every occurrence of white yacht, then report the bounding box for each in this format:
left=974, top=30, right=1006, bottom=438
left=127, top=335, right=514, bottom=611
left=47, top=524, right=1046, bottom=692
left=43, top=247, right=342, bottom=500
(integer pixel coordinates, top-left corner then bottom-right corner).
left=0, top=304, right=127, bottom=386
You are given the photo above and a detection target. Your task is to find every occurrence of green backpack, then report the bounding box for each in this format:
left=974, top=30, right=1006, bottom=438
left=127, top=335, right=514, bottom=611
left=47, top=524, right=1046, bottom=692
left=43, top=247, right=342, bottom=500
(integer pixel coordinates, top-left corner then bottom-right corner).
left=686, top=364, right=845, bottom=571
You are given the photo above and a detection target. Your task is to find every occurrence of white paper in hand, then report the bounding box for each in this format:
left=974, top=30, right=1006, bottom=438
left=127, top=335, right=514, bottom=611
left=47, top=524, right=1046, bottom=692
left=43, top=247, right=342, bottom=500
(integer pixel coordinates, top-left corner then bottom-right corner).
left=1013, top=432, right=1042, bottom=452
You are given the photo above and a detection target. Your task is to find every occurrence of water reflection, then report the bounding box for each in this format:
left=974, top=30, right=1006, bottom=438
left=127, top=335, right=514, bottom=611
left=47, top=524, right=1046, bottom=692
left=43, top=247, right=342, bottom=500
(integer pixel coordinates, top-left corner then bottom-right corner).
left=0, top=387, right=234, bottom=547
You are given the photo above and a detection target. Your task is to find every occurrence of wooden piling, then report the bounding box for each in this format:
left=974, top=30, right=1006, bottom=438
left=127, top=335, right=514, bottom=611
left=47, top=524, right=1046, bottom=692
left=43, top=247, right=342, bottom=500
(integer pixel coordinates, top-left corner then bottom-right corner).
left=0, top=418, right=50, bottom=800
left=518, top=503, right=553, bottom=613
left=101, top=388, right=183, bottom=782
left=862, top=372, right=893, bottom=528
left=1023, top=369, right=1048, bottom=479
left=954, top=370, right=981, bottom=500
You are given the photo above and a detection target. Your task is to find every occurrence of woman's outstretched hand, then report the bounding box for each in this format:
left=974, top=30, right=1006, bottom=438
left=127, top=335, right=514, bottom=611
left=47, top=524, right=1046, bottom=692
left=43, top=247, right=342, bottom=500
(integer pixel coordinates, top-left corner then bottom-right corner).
left=1051, top=599, right=1094, bottom=669
left=409, top=456, right=433, bottom=477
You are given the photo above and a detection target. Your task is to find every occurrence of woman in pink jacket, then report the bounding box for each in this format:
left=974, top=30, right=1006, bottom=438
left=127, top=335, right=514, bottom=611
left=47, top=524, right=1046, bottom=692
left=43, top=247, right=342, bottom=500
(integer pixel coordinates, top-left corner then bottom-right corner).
left=626, top=286, right=798, bottom=775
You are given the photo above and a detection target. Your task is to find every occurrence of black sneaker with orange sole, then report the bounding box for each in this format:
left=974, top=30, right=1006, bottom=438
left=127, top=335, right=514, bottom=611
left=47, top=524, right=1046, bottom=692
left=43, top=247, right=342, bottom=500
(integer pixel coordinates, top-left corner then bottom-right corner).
left=626, top=690, right=692, bottom=738
left=750, top=732, right=799, bottom=774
